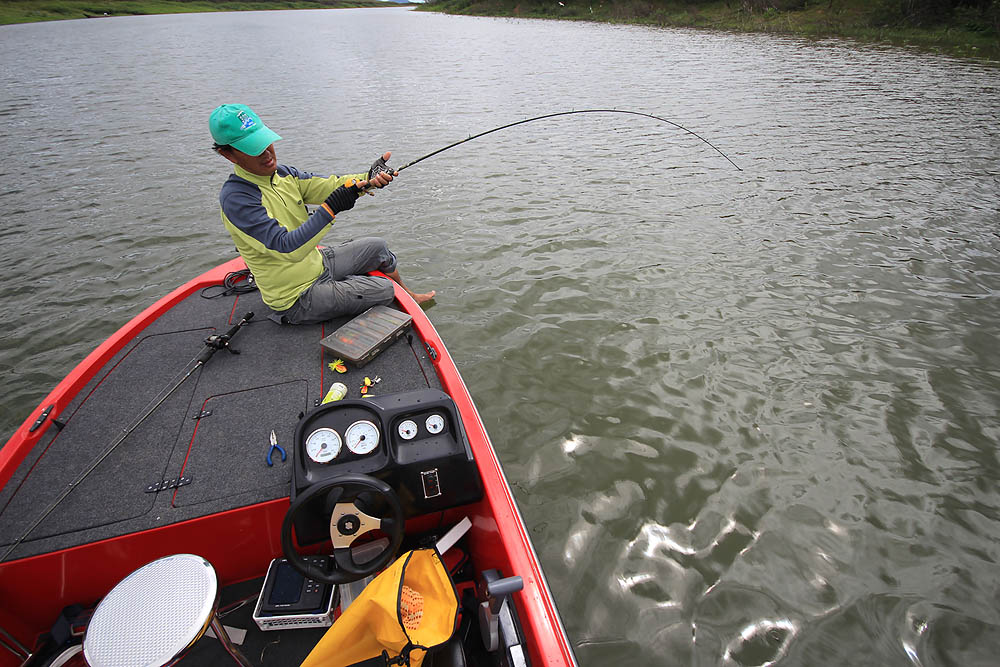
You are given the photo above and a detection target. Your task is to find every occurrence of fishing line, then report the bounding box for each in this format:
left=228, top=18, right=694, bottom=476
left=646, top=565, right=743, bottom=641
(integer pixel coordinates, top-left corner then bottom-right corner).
left=390, top=109, right=743, bottom=174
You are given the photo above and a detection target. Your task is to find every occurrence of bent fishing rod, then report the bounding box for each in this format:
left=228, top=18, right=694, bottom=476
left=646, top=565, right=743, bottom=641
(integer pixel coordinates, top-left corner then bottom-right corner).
left=0, top=313, right=254, bottom=564
left=368, top=109, right=742, bottom=182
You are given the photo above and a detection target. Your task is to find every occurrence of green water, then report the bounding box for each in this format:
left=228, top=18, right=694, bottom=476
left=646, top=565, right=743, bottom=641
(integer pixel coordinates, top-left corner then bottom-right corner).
left=1, top=9, right=999, bottom=665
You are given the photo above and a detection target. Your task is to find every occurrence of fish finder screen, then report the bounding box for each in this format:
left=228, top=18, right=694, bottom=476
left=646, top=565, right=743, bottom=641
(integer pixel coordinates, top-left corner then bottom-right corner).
left=269, top=561, right=303, bottom=605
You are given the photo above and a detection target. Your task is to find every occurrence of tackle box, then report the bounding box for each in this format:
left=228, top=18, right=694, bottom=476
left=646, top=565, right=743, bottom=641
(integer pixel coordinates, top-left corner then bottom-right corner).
left=319, top=305, right=413, bottom=367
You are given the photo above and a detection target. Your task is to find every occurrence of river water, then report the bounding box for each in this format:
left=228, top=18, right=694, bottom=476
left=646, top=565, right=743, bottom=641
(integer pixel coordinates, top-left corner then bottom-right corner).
left=2, top=8, right=999, bottom=665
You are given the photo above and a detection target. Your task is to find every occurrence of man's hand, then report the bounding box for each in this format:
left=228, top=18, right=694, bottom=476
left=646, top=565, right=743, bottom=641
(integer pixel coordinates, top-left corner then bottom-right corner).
left=358, top=151, right=397, bottom=191
left=323, top=180, right=362, bottom=216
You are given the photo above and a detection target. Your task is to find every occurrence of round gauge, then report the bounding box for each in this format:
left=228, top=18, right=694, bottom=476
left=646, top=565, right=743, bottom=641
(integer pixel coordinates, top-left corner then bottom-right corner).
left=345, top=420, right=380, bottom=455
left=398, top=419, right=418, bottom=441
left=305, top=428, right=342, bottom=464
left=425, top=414, right=445, bottom=434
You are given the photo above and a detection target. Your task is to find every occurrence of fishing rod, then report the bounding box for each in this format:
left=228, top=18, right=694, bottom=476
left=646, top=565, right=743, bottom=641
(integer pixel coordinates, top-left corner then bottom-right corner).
left=369, top=109, right=742, bottom=180
left=0, top=313, right=255, bottom=564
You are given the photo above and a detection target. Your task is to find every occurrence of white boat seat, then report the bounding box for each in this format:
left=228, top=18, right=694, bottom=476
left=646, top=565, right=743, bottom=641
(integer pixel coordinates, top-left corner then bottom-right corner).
left=83, top=554, right=251, bottom=667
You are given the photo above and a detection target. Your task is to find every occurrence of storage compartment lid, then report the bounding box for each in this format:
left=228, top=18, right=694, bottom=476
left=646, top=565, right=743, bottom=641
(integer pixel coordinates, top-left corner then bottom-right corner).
left=319, top=306, right=413, bottom=366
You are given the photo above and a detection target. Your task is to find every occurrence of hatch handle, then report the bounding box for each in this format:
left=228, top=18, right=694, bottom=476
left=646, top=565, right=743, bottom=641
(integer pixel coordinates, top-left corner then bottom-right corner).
left=145, top=476, right=193, bottom=494
left=29, top=405, right=55, bottom=434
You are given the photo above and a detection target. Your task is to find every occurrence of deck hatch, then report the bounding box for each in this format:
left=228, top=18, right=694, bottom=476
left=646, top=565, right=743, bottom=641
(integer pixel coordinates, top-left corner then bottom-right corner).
left=0, top=329, right=207, bottom=545
left=172, top=380, right=309, bottom=508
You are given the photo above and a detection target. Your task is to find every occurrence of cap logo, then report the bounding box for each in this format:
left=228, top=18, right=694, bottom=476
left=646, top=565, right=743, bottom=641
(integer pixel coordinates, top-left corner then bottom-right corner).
left=236, top=110, right=256, bottom=131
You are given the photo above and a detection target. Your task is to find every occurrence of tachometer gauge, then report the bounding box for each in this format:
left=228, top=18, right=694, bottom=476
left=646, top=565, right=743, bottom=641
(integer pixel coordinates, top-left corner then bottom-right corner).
left=305, top=428, right=342, bottom=464
left=425, top=414, right=445, bottom=434
left=345, top=420, right=380, bottom=455
left=397, top=419, right=418, bottom=441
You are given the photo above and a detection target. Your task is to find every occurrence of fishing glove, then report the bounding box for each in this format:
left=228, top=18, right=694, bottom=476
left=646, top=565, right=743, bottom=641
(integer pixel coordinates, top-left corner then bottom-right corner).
left=323, top=181, right=362, bottom=215
left=368, top=155, right=395, bottom=182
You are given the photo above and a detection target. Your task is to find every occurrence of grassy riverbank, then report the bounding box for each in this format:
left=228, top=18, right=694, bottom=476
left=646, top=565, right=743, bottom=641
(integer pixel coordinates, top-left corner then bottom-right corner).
left=419, top=0, right=1000, bottom=61
left=0, top=0, right=400, bottom=25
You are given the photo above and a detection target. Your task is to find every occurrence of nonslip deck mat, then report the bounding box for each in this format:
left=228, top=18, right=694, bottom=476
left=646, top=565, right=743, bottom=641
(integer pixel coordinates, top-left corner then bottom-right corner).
left=172, top=381, right=307, bottom=508
left=0, top=329, right=209, bottom=541
left=1, top=285, right=441, bottom=559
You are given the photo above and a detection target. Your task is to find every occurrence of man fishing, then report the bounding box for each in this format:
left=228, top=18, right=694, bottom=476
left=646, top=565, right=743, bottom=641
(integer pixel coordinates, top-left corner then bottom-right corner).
left=209, top=103, right=434, bottom=324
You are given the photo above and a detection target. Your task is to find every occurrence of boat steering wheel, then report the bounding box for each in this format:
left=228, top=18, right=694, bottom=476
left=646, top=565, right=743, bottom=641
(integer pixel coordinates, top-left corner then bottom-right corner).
left=281, top=473, right=405, bottom=585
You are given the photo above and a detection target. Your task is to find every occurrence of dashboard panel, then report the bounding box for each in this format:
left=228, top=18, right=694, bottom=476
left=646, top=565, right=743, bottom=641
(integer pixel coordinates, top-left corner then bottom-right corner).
left=290, top=389, right=484, bottom=544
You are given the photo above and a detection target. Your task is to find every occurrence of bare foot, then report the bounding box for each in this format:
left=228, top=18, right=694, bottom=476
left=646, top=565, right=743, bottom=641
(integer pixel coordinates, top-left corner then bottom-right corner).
left=409, top=289, right=436, bottom=304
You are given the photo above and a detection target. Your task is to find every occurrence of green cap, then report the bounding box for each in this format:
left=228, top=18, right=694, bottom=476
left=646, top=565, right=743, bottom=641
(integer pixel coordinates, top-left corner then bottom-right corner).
left=209, top=104, right=281, bottom=156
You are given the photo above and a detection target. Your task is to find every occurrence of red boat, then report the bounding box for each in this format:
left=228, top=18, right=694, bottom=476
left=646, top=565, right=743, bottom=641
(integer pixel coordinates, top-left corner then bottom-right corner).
left=0, top=257, right=577, bottom=667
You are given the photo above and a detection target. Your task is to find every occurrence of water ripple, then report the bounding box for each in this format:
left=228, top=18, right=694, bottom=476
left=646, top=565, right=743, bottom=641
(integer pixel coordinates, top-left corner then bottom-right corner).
left=2, top=10, right=1000, bottom=666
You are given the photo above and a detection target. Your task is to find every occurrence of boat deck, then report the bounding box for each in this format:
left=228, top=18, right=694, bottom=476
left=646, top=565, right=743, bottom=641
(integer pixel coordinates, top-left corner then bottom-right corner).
left=0, top=287, right=440, bottom=561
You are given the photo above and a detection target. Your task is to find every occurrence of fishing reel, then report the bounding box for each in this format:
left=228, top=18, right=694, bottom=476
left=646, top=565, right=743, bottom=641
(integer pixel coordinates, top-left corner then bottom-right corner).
left=362, top=155, right=396, bottom=194
left=368, top=155, right=395, bottom=181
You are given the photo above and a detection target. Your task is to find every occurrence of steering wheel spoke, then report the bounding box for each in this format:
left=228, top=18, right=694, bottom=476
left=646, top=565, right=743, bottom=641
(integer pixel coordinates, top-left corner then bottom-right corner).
left=332, top=545, right=368, bottom=577
left=380, top=516, right=399, bottom=535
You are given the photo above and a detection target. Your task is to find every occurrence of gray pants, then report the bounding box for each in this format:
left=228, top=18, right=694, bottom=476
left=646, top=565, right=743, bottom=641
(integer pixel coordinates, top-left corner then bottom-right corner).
left=277, top=237, right=396, bottom=325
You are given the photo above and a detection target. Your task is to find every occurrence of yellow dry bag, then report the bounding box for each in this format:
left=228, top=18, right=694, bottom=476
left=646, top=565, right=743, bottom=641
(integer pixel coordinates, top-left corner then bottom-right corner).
left=301, top=549, right=459, bottom=667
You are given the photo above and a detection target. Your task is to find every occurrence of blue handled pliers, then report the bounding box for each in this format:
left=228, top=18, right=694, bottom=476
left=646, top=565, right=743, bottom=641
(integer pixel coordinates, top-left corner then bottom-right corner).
left=267, top=429, right=286, bottom=466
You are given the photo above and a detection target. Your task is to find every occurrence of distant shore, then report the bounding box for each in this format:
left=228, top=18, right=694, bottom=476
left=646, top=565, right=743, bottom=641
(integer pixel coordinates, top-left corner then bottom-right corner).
left=417, top=0, right=999, bottom=62
left=0, top=1, right=406, bottom=25
left=4, top=1, right=996, bottom=62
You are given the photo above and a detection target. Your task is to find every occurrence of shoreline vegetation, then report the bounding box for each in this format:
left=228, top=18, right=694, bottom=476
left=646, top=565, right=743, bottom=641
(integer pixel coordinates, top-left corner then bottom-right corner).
left=416, top=0, right=999, bottom=61
left=0, top=1, right=405, bottom=25
left=1, top=1, right=997, bottom=62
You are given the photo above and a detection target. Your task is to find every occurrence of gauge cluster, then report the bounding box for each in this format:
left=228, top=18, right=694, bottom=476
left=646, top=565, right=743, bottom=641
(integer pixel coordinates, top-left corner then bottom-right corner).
left=291, top=389, right=483, bottom=534
left=304, top=411, right=452, bottom=465
left=396, top=412, right=446, bottom=440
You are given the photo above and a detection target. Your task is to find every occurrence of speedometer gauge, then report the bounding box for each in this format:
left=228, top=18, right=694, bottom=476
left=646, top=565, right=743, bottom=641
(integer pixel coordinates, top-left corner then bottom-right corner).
left=345, top=420, right=380, bottom=455
left=305, top=428, right=342, bottom=464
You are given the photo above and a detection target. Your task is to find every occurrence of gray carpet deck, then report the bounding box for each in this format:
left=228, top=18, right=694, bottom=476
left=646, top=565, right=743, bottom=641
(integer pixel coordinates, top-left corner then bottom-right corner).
left=0, top=288, right=440, bottom=559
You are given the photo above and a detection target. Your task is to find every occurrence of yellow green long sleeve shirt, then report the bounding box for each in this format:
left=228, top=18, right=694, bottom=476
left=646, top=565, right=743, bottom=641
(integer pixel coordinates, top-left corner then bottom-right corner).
left=219, top=163, right=365, bottom=311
